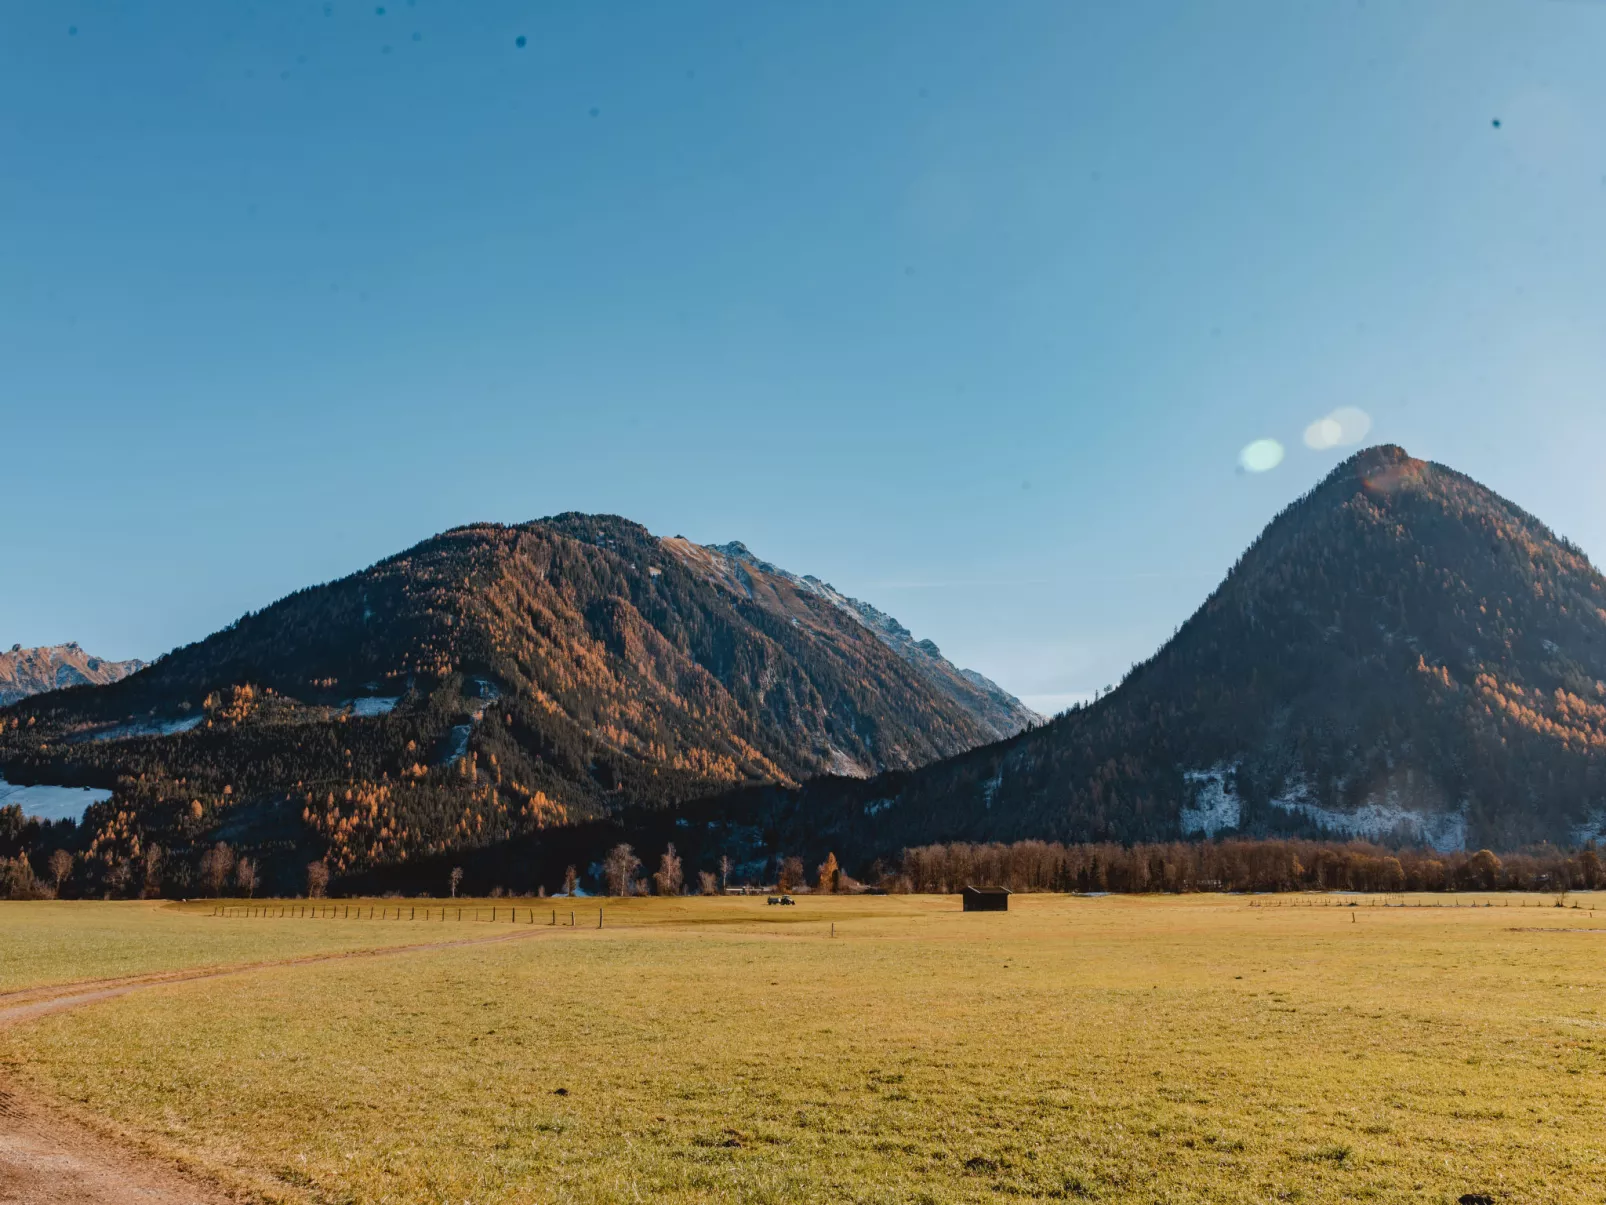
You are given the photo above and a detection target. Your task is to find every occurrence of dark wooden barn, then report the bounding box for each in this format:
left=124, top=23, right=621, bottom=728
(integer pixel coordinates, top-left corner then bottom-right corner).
left=962, top=886, right=1011, bottom=912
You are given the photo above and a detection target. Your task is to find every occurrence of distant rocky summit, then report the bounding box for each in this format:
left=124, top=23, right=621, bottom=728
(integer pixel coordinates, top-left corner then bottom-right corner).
left=0, top=643, right=146, bottom=706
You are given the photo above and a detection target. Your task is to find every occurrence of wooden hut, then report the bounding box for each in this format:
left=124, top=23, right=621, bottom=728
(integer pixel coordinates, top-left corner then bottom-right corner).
left=962, top=886, right=1011, bottom=912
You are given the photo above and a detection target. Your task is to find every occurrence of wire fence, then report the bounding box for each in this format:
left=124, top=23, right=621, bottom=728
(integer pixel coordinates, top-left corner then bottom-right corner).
left=209, top=903, right=605, bottom=926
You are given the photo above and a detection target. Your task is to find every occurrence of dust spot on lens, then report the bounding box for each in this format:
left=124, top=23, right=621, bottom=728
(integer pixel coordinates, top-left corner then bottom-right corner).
left=516, top=35, right=527, bottom=48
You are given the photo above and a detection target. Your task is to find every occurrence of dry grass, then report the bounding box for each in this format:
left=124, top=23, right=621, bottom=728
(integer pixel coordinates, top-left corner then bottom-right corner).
left=0, top=898, right=546, bottom=992
left=4, top=892, right=1606, bottom=1203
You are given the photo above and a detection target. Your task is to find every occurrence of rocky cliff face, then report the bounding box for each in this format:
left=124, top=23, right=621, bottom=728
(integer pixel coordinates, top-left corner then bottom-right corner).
left=672, top=539, right=1038, bottom=742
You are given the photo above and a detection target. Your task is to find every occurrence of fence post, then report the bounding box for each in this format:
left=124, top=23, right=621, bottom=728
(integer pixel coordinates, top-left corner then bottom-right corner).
left=598, top=908, right=603, bottom=929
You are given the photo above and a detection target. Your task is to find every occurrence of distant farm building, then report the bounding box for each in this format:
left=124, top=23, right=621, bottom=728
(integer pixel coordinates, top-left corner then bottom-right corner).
left=962, top=886, right=1011, bottom=912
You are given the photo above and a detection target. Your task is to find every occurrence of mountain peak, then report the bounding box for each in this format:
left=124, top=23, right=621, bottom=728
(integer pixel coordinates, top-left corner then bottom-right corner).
left=0, top=644, right=147, bottom=707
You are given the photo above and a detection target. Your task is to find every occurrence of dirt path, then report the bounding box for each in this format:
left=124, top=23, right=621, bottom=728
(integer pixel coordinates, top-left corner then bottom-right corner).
left=0, top=925, right=553, bottom=1204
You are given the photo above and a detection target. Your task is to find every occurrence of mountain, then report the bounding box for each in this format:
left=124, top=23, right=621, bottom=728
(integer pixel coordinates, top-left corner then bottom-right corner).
left=0, top=644, right=146, bottom=706
left=671, top=446, right=1606, bottom=862
left=0, top=514, right=1033, bottom=891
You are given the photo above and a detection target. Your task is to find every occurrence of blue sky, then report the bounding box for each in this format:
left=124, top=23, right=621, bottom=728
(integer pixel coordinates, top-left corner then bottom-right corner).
left=4, top=0, right=1604, bottom=715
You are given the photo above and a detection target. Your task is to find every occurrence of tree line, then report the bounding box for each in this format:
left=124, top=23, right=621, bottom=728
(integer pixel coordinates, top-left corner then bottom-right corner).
left=889, top=838, right=1604, bottom=894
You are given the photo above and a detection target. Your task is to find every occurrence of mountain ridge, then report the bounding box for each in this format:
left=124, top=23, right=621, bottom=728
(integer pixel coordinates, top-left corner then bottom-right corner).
left=0, top=644, right=146, bottom=706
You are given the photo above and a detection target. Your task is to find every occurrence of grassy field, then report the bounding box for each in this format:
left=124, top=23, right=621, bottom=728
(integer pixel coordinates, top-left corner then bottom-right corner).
left=0, top=899, right=513, bottom=993
left=3, top=892, right=1605, bottom=1204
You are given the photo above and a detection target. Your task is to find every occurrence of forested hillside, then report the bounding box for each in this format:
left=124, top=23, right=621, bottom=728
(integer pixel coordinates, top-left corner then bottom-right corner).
left=0, top=515, right=1031, bottom=895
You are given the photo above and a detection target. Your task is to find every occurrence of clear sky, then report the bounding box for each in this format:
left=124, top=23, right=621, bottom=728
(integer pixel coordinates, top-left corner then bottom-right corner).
left=4, top=1, right=1604, bottom=715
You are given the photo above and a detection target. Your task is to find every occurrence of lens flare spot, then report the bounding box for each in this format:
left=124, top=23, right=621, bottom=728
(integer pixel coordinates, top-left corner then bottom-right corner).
left=1238, top=439, right=1285, bottom=473
left=1304, top=417, right=1342, bottom=450
left=1304, top=406, right=1372, bottom=449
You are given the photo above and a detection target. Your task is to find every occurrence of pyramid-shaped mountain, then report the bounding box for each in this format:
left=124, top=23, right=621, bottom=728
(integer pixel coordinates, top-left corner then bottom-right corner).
left=749, top=446, right=1606, bottom=857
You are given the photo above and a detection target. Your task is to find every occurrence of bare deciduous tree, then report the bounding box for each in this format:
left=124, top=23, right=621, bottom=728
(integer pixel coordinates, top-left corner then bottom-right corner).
left=653, top=844, right=683, bottom=896
left=235, top=857, right=258, bottom=898
left=48, top=849, right=73, bottom=895
left=777, top=856, right=805, bottom=893
left=562, top=865, right=578, bottom=897
left=200, top=842, right=234, bottom=897
left=306, top=860, right=329, bottom=899
left=450, top=866, right=464, bottom=898
left=697, top=870, right=718, bottom=896
left=719, top=855, right=732, bottom=891
left=141, top=844, right=164, bottom=898
left=106, top=858, right=134, bottom=899
left=603, top=844, right=641, bottom=897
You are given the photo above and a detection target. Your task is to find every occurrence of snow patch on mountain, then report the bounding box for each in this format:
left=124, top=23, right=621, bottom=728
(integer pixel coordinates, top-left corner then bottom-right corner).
left=1571, top=812, right=1606, bottom=846
left=81, top=715, right=205, bottom=743
left=1181, top=768, right=1242, bottom=836
left=1181, top=764, right=1468, bottom=850
left=0, top=777, right=111, bottom=823
left=981, top=769, right=1004, bottom=809
left=348, top=697, right=400, bottom=717
left=1267, top=781, right=1468, bottom=852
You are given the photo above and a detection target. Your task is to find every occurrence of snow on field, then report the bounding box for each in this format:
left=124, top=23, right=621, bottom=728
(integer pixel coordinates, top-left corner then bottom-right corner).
left=0, top=777, right=111, bottom=823
left=85, top=715, right=204, bottom=742
left=348, top=697, right=400, bottom=717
